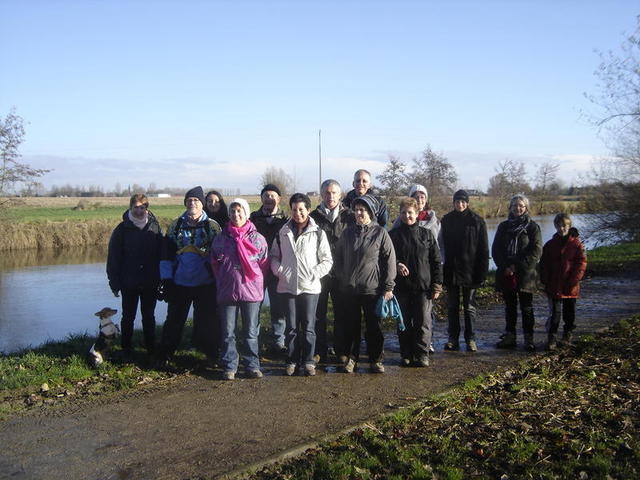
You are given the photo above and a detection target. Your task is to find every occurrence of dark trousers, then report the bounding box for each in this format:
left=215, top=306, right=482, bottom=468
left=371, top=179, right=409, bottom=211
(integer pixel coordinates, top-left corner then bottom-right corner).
left=503, top=290, right=535, bottom=334
left=263, top=272, right=286, bottom=347
left=343, top=294, right=384, bottom=363
left=120, top=286, right=158, bottom=352
left=396, top=292, right=432, bottom=360
left=159, top=283, right=218, bottom=359
left=446, top=286, right=478, bottom=343
left=548, top=297, right=576, bottom=334
left=315, top=275, right=346, bottom=359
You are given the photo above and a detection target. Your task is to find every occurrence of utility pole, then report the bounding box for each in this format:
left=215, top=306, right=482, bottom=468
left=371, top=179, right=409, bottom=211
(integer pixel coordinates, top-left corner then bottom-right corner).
left=318, top=129, right=322, bottom=195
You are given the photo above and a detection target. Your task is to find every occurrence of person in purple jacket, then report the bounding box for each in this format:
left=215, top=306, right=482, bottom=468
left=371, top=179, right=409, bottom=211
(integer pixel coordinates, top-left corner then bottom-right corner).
left=211, top=198, right=269, bottom=380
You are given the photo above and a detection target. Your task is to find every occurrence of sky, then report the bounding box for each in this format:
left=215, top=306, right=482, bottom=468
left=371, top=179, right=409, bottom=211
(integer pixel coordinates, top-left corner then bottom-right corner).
left=1, top=0, right=638, bottom=195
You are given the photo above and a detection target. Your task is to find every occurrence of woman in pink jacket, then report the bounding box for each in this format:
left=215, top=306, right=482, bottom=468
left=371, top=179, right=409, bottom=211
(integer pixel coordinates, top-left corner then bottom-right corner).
left=211, top=198, right=268, bottom=380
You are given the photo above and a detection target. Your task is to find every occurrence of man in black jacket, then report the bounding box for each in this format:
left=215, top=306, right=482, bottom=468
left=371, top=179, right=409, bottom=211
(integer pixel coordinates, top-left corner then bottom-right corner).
left=439, top=190, right=489, bottom=352
left=342, top=169, right=388, bottom=227
left=250, top=184, right=289, bottom=352
left=310, top=179, right=354, bottom=363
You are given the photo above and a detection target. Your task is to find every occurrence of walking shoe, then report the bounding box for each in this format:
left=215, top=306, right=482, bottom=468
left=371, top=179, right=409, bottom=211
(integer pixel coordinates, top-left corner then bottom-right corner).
left=444, top=341, right=459, bottom=351
left=370, top=362, right=385, bottom=373
left=429, top=342, right=435, bottom=354
left=337, top=355, right=348, bottom=365
left=546, top=334, right=557, bottom=351
left=496, top=332, right=517, bottom=349
left=466, top=340, right=478, bottom=352
left=416, top=355, right=430, bottom=367
left=304, top=364, right=316, bottom=376
left=343, top=358, right=356, bottom=374
left=524, top=333, right=536, bottom=352
left=560, top=330, right=573, bottom=345
left=400, top=357, right=411, bottom=367
left=285, top=363, right=297, bottom=376
left=222, top=371, right=235, bottom=381
left=247, top=369, right=263, bottom=379
left=312, top=354, right=321, bottom=364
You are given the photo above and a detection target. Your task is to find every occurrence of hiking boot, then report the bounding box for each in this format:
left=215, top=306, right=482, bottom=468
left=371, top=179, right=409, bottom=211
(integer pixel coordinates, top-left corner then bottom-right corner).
left=466, top=340, right=478, bottom=352
left=343, top=358, right=356, bottom=374
left=285, top=364, right=297, bottom=376
left=313, top=354, right=321, bottom=364
left=304, top=364, right=316, bottom=376
left=416, top=355, right=430, bottom=367
left=247, top=369, right=263, bottom=379
left=400, top=357, right=411, bottom=368
left=524, top=333, right=536, bottom=352
left=222, top=371, right=235, bottom=381
left=546, top=334, right=557, bottom=351
left=561, top=330, right=573, bottom=345
left=496, top=332, right=517, bottom=349
left=444, top=341, right=459, bottom=351
left=370, top=362, right=385, bottom=373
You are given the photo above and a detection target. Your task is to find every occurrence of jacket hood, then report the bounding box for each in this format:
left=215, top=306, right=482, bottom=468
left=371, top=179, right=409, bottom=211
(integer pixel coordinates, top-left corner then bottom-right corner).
left=352, top=194, right=377, bottom=218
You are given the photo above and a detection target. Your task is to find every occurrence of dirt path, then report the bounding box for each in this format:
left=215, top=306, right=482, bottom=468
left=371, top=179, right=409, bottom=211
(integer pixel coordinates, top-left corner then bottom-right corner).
left=2, top=273, right=639, bottom=480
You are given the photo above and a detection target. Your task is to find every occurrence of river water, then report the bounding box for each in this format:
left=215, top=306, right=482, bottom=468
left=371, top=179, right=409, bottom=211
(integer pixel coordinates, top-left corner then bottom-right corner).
left=0, top=214, right=600, bottom=353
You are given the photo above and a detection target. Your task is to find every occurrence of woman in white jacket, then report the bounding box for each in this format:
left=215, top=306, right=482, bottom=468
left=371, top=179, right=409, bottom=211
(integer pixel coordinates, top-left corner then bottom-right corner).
left=270, top=193, right=333, bottom=376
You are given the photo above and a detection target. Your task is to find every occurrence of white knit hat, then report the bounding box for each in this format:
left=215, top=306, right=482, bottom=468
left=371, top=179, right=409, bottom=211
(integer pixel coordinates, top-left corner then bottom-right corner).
left=228, top=198, right=251, bottom=218
left=408, top=184, right=428, bottom=199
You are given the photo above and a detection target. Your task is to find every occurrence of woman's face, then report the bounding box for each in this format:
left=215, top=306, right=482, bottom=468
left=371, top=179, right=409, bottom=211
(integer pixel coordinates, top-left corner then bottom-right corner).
left=206, top=194, right=221, bottom=213
left=510, top=200, right=527, bottom=217
left=400, top=206, right=417, bottom=226
left=354, top=204, right=371, bottom=225
left=131, top=201, right=147, bottom=219
left=412, top=191, right=427, bottom=211
left=229, top=204, right=247, bottom=227
left=291, top=201, right=310, bottom=225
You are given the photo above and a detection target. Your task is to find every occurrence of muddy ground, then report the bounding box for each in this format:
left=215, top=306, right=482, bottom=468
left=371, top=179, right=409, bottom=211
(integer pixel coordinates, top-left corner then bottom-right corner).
left=1, top=272, right=639, bottom=480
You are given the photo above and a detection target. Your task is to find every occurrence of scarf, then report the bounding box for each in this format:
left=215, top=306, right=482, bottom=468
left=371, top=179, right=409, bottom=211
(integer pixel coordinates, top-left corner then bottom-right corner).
left=128, top=209, right=148, bottom=230
left=228, top=221, right=261, bottom=281
left=506, top=213, right=530, bottom=258
left=321, top=202, right=340, bottom=223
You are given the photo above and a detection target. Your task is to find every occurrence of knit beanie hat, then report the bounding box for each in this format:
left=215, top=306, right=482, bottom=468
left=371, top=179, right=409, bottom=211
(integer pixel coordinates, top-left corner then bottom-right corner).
left=352, top=194, right=377, bottom=218
left=408, top=184, right=428, bottom=199
left=453, top=189, right=470, bottom=203
left=260, top=184, right=281, bottom=197
left=184, top=186, right=205, bottom=205
left=228, top=198, right=251, bottom=218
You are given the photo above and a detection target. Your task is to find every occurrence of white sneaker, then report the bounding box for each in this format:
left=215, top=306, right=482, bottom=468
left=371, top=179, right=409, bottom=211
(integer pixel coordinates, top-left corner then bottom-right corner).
left=222, top=371, right=235, bottom=381
left=247, top=369, right=263, bottom=379
left=304, top=364, right=316, bottom=376
left=370, top=362, right=385, bottom=373
left=343, top=358, right=356, bottom=373
left=285, top=363, right=296, bottom=376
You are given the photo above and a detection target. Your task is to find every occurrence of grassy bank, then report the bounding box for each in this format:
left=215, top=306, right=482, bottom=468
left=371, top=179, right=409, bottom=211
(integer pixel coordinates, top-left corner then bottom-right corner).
left=249, top=315, right=640, bottom=480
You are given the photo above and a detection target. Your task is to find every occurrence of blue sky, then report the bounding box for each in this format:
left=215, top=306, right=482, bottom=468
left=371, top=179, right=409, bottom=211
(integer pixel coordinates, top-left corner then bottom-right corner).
left=1, top=0, right=637, bottom=194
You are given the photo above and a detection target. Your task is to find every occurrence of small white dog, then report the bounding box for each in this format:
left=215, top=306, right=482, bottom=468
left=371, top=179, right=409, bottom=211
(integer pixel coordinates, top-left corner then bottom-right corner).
left=88, top=307, right=119, bottom=367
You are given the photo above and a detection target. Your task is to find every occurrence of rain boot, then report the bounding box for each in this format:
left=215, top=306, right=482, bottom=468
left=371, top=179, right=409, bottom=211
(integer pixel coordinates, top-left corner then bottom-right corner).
left=496, top=332, right=516, bottom=349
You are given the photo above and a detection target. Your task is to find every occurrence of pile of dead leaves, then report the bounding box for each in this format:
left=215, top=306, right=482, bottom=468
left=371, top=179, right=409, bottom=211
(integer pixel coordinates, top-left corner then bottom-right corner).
left=253, top=316, right=640, bottom=480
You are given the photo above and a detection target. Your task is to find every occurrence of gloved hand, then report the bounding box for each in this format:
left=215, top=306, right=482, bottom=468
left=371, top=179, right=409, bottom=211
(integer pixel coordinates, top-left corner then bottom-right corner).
left=158, top=279, right=175, bottom=303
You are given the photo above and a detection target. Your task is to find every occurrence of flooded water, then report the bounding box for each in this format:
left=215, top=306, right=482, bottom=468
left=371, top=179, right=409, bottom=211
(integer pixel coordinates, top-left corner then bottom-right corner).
left=0, top=214, right=610, bottom=354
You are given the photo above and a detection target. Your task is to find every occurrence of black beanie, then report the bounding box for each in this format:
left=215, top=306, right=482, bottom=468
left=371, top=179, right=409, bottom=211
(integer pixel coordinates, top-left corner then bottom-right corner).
left=184, top=186, right=205, bottom=205
left=260, top=184, right=282, bottom=197
left=453, top=189, right=469, bottom=203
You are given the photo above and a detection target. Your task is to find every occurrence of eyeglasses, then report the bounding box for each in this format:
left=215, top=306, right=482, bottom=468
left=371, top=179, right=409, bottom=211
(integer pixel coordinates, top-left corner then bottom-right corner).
left=132, top=205, right=148, bottom=210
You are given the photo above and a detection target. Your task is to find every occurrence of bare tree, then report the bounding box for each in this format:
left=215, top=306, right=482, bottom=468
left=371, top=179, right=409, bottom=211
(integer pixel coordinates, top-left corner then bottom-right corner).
left=0, top=108, right=49, bottom=207
left=583, top=16, right=640, bottom=242
left=259, top=166, right=294, bottom=195
left=487, top=159, right=530, bottom=217
left=378, top=154, right=408, bottom=198
left=406, top=145, right=458, bottom=202
left=533, top=162, right=560, bottom=214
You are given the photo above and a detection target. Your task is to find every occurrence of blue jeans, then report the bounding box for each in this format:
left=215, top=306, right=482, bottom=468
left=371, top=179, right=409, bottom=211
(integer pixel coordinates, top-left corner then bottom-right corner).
left=219, top=302, right=261, bottom=373
left=283, top=293, right=319, bottom=366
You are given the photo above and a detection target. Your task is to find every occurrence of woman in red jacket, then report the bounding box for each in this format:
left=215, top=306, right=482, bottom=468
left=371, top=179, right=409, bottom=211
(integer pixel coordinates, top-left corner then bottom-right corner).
left=539, top=213, right=587, bottom=350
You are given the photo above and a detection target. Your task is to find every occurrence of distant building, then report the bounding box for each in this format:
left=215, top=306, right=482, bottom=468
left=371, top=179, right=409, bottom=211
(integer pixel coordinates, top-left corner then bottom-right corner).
left=149, top=193, right=171, bottom=198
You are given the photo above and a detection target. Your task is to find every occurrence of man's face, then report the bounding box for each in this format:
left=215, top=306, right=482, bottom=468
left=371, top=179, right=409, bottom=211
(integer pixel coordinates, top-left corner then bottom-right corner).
left=454, top=199, right=468, bottom=213
left=352, top=172, right=371, bottom=196
left=291, top=201, right=310, bottom=225
left=322, top=184, right=341, bottom=210
left=185, top=197, right=203, bottom=217
left=131, top=201, right=147, bottom=219
left=261, top=190, right=280, bottom=212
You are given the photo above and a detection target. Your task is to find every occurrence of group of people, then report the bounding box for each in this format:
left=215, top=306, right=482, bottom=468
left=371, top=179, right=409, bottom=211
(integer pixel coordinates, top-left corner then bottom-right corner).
left=106, top=169, right=587, bottom=380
